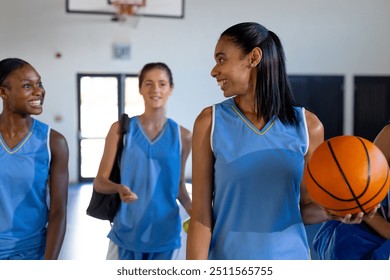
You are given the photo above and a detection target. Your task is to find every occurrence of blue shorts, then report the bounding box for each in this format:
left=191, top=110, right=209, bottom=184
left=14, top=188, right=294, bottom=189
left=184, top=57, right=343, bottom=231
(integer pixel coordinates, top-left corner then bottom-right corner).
left=313, top=220, right=389, bottom=260
left=118, top=247, right=175, bottom=260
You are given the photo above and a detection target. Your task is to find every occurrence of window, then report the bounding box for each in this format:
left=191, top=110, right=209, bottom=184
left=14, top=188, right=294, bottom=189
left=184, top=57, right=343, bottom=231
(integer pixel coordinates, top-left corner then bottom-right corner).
left=77, top=74, right=144, bottom=181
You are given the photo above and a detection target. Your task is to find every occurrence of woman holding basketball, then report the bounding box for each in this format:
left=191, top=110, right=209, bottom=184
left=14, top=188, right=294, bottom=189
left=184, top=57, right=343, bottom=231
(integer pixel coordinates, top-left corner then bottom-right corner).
left=314, top=123, right=390, bottom=260
left=186, top=22, right=374, bottom=260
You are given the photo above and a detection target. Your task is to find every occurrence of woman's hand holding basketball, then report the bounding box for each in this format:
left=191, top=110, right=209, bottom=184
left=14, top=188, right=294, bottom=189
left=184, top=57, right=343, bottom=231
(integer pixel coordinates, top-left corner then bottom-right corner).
left=327, top=204, right=380, bottom=224
left=362, top=204, right=381, bottom=220
left=337, top=212, right=364, bottom=224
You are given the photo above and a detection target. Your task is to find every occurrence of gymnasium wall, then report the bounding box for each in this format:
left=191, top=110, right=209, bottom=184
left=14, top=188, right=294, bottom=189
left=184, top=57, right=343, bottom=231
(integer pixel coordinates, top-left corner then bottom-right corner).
left=0, top=0, right=389, bottom=182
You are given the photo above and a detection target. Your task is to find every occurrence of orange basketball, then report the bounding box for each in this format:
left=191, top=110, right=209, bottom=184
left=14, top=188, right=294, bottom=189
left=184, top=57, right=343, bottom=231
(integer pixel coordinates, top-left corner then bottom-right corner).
left=304, top=135, right=390, bottom=216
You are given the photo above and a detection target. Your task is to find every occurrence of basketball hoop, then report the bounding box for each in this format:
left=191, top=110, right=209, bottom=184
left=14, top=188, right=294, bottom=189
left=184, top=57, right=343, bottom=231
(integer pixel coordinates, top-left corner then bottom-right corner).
left=111, top=0, right=146, bottom=26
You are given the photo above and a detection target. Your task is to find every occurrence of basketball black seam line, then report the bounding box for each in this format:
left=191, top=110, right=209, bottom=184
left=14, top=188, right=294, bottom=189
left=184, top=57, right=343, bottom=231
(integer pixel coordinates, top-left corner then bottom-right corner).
left=308, top=138, right=388, bottom=213
left=306, top=140, right=358, bottom=202
left=360, top=162, right=390, bottom=207
left=307, top=161, right=364, bottom=212
left=327, top=137, right=367, bottom=213
left=340, top=137, right=388, bottom=209
left=356, top=137, right=372, bottom=200
left=351, top=137, right=388, bottom=210
left=308, top=164, right=342, bottom=200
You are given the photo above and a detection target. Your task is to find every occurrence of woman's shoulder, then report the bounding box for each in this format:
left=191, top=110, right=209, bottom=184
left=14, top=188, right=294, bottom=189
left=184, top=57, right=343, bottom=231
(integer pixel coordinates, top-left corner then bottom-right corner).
left=179, top=125, right=192, bottom=139
left=196, top=106, right=213, bottom=122
left=49, top=129, right=69, bottom=159
left=303, top=108, right=324, bottom=155
left=303, top=108, right=323, bottom=134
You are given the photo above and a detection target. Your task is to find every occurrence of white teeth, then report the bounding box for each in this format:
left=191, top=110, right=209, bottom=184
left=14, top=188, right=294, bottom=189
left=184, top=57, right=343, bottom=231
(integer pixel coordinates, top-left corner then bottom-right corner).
left=218, top=80, right=227, bottom=87
left=29, top=100, right=42, bottom=106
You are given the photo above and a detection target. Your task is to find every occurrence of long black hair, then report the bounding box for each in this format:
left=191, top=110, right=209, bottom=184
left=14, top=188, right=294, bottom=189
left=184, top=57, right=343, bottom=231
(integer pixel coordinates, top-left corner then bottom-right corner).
left=0, top=58, right=30, bottom=87
left=221, top=22, right=297, bottom=125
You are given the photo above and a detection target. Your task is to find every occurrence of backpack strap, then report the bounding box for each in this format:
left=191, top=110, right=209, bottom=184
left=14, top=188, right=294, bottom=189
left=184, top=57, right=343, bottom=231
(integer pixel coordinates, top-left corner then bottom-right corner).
left=116, top=113, right=130, bottom=164
left=120, top=113, right=130, bottom=134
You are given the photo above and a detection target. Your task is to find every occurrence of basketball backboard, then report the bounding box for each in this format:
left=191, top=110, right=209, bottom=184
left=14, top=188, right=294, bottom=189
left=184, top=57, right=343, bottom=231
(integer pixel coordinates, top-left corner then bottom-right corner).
left=66, top=0, right=184, bottom=18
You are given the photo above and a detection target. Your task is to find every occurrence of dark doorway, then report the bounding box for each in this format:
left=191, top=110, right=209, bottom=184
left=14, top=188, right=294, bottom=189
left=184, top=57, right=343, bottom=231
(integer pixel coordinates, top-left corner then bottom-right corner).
left=289, top=75, right=344, bottom=140
left=354, top=76, right=390, bottom=141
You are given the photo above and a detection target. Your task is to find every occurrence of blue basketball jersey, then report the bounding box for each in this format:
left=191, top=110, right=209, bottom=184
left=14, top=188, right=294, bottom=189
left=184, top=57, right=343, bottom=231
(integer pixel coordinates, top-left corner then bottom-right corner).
left=0, top=119, right=51, bottom=259
left=209, top=98, right=310, bottom=260
left=313, top=190, right=390, bottom=260
left=108, top=116, right=182, bottom=253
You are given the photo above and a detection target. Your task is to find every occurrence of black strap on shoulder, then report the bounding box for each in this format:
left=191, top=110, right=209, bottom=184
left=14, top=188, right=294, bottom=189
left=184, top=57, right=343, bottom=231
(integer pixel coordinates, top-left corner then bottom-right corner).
left=119, top=113, right=130, bottom=134
left=116, top=113, right=129, bottom=164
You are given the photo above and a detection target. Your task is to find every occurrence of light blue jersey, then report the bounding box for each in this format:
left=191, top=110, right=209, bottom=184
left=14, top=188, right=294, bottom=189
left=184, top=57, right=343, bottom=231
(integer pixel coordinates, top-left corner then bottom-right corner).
left=108, top=116, right=182, bottom=254
left=0, top=119, right=51, bottom=259
left=209, top=98, right=310, bottom=260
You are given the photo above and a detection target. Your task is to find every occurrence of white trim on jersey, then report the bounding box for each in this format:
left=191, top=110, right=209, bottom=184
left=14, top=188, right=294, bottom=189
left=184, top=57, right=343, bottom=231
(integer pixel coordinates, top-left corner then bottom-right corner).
left=210, top=104, right=216, bottom=153
left=301, top=107, right=310, bottom=156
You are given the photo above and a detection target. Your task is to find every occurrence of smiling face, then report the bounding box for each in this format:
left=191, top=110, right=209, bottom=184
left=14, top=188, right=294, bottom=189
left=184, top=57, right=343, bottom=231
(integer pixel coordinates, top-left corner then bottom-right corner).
left=0, top=64, right=45, bottom=116
left=210, top=36, right=256, bottom=98
left=139, top=68, right=173, bottom=110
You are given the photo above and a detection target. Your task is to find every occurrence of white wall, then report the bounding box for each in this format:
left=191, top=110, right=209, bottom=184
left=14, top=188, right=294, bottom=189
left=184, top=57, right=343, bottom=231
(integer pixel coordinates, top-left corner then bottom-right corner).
left=1, top=0, right=390, bottom=183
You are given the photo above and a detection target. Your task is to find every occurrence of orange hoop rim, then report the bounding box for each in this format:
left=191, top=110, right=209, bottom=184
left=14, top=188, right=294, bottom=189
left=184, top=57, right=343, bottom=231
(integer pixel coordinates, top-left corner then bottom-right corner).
left=111, top=0, right=145, bottom=16
left=110, top=0, right=146, bottom=5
